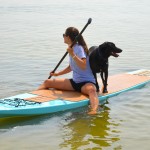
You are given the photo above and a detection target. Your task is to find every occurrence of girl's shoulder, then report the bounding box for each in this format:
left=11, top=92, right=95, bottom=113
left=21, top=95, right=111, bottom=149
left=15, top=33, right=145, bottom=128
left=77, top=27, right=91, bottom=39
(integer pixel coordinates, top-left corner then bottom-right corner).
left=73, top=44, right=84, bottom=51
left=74, top=44, right=86, bottom=58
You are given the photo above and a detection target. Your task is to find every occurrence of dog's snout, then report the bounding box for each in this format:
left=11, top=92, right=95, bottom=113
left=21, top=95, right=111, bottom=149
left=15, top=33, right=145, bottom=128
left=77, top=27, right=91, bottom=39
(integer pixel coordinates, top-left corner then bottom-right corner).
left=117, top=48, right=122, bottom=53
left=111, top=47, right=122, bottom=57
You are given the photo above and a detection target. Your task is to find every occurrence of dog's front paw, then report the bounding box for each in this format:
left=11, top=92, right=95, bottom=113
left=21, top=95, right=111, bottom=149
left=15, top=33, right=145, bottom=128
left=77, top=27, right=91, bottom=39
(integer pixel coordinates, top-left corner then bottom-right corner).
left=101, top=86, right=108, bottom=93
left=103, top=89, right=108, bottom=93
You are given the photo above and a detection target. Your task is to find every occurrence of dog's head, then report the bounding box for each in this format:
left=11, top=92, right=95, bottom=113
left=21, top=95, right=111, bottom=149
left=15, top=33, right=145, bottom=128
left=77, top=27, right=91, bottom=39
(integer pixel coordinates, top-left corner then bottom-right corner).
left=99, top=42, right=122, bottom=58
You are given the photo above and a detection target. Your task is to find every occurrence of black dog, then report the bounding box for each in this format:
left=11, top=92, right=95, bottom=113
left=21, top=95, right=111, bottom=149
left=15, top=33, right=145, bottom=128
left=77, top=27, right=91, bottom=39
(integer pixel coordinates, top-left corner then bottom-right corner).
left=89, top=42, right=122, bottom=93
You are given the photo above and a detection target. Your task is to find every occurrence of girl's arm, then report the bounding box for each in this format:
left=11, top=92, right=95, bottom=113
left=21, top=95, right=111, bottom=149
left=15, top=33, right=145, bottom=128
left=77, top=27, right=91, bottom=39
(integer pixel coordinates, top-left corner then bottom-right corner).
left=67, top=47, right=86, bottom=70
left=50, top=65, right=72, bottom=76
left=72, top=55, right=86, bottom=70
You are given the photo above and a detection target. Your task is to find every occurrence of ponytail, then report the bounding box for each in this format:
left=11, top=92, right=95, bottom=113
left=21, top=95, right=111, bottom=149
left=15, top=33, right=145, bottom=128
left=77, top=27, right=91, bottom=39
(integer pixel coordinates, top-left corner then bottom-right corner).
left=65, top=27, right=89, bottom=55
left=77, top=35, right=88, bottom=55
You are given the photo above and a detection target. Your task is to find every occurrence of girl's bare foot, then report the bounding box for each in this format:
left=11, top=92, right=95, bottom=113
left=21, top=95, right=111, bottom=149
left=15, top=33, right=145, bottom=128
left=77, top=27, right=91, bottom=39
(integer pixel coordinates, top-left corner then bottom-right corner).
left=87, top=109, right=98, bottom=115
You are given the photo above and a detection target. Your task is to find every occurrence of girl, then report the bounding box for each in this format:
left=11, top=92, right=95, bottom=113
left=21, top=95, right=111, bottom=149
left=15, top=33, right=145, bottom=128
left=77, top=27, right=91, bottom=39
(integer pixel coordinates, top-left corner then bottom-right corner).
left=37, top=27, right=99, bottom=115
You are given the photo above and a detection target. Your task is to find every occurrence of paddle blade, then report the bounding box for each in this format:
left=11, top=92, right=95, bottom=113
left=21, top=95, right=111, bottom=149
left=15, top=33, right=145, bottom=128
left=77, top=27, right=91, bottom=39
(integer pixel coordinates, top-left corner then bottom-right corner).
left=88, top=18, right=92, bottom=24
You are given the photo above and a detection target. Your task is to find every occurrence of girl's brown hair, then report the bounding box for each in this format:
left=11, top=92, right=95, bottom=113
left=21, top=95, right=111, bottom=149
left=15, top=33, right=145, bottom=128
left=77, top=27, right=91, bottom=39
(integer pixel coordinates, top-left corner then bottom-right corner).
left=65, top=27, right=88, bottom=55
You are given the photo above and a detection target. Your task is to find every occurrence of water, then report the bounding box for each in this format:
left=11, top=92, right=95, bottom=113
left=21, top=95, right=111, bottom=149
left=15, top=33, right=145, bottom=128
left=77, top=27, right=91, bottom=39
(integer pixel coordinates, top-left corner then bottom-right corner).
left=0, top=0, right=150, bottom=149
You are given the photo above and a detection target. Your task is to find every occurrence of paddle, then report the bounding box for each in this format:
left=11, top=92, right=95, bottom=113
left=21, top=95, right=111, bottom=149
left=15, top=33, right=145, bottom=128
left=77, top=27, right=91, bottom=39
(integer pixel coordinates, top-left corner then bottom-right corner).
left=48, top=18, right=92, bottom=79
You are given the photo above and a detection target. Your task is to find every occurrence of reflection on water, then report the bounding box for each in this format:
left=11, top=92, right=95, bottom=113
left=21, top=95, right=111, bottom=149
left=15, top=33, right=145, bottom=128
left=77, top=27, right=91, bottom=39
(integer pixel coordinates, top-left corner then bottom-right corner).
left=0, top=106, right=121, bottom=149
left=0, top=87, right=149, bottom=150
left=59, top=106, right=121, bottom=149
left=0, top=115, right=46, bottom=129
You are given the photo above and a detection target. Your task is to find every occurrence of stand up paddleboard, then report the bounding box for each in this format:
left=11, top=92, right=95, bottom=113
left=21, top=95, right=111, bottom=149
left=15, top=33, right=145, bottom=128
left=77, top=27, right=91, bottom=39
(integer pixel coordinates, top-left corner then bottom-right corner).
left=0, top=69, right=150, bottom=118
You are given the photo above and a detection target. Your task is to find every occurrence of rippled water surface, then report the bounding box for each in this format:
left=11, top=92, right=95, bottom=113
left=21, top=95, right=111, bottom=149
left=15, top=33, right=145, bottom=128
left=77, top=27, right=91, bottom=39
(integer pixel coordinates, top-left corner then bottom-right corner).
left=0, top=0, right=150, bottom=149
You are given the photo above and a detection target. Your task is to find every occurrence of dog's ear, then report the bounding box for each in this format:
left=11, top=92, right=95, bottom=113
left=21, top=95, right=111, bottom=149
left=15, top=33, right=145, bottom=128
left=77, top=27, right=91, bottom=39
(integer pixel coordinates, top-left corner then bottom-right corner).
left=99, top=42, right=107, bottom=49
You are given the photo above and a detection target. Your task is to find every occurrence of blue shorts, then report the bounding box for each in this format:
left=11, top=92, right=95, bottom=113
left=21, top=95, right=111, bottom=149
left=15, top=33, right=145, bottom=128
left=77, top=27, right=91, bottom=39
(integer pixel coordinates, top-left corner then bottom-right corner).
left=69, top=79, right=96, bottom=92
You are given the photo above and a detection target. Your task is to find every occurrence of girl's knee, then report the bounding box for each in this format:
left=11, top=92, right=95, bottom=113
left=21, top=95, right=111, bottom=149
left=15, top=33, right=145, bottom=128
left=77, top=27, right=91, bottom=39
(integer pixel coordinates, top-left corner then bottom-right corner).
left=82, top=83, right=97, bottom=95
left=43, top=79, right=51, bottom=87
left=86, top=85, right=97, bottom=95
left=88, top=87, right=96, bottom=94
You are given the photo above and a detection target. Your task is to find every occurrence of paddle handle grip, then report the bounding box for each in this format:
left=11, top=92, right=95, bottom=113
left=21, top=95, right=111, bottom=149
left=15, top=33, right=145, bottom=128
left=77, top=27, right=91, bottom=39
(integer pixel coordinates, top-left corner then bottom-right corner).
left=70, top=18, right=92, bottom=48
left=48, top=18, right=92, bottom=79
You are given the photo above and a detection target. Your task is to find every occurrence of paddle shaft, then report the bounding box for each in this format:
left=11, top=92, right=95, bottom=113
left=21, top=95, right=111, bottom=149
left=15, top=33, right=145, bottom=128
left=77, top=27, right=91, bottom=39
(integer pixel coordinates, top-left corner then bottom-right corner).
left=48, top=18, right=92, bottom=79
